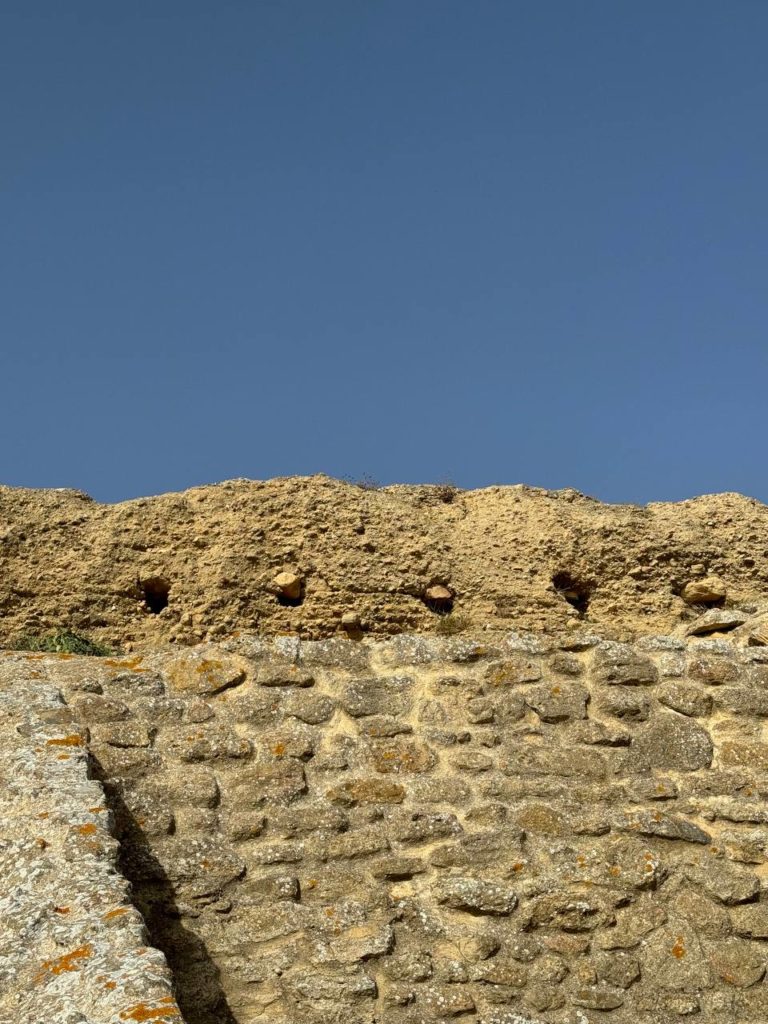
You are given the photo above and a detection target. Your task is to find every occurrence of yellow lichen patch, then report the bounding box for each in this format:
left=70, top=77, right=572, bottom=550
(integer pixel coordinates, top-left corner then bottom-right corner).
left=105, top=656, right=148, bottom=672
left=118, top=999, right=182, bottom=1022
left=103, top=906, right=129, bottom=920
left=46, top=734, right=84, bottom=747
left=35, top=943, right=93, bottom=983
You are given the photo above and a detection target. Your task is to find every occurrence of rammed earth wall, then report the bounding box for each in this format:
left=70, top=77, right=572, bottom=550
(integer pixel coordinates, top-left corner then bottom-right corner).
left=5, top=632, right=768, bottom=1024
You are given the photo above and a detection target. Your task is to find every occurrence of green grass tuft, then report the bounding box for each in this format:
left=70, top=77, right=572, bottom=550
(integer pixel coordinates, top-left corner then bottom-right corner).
left=433, top=612, right=470, bottom=636
left=13, top=628, right=114, bottom=657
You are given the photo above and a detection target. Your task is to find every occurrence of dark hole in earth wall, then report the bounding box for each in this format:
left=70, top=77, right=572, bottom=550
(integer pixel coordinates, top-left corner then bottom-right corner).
left=552, top=571, right=592, bottom=615
left=140, top=577, right=171, bottom=614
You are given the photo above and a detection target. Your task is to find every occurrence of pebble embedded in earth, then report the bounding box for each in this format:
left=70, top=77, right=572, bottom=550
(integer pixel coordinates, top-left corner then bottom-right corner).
left=681, top=576, right=727, bottom=605
left=273, top=571, right=302, bottom=600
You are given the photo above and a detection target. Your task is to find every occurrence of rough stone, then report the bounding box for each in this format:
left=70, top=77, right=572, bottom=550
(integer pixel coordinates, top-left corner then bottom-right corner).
left=632, top=711, right=713, bottom=771
left=434, top=877, right=518, bottom=915
left=162, top=646, right=250, bottom=696
left=682, top=576, right=728, bottom=605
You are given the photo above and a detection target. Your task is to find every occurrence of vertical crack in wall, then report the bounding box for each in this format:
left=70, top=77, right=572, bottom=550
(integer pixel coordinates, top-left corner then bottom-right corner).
left=93, top=762, right=239, bottom=1024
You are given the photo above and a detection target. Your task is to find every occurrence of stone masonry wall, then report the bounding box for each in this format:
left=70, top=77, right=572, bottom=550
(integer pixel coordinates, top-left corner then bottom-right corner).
left=9, top=631, right=768, bottom=1024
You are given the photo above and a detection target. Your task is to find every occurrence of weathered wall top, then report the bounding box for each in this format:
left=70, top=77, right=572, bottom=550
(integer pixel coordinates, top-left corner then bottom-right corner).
left=2, top=476, right=768, bottom=646
left=6, top=630, right=768, bottom=1024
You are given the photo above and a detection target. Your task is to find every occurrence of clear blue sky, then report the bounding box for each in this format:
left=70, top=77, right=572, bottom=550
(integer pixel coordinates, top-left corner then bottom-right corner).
left=2, top=2, right=766, bottom=504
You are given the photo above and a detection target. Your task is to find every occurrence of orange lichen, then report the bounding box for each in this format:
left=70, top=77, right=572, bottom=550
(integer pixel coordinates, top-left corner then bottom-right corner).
left=103, top=907, right=129, bottom=920
left=46, top=734, right=84, bottom=747
left=89, top=805, right=107, bottom=813
left=104, top=980, right=117, bottom=991
left=609, top=865, right=621, bottom=877
left=671, top=935, right=686, bottom=959
left=105, top=656, right=147, bottom=671
left=272, top=742, right=287, bottom=757
left=118, top=1000, right=182, bottom=1022
left=35, top=943, right=93, bottom=983
left=57, top=754, right=71, bottom=760
left=75, top=823, right=98, bottom=836
left=53, top=906, right=70, bottom=914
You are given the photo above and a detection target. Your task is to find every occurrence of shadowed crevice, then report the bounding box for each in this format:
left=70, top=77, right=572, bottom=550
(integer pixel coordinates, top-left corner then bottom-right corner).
left=91, top=759, right=238, bottom=1024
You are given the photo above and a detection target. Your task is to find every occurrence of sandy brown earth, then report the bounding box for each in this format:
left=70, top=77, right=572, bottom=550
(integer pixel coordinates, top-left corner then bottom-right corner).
left=1, top=476, right=767, bottom=649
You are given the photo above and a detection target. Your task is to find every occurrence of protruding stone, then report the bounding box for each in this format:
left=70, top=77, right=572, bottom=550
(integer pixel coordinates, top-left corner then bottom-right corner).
left=682, top=576, right=727, bottom=605
left=273, top=571, right=302, bottom=600
left=424, top=584, right=453, bottom=607
left=434, top=876, right=517, bottom=915
left=687, top=609, right=746, bottom=636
